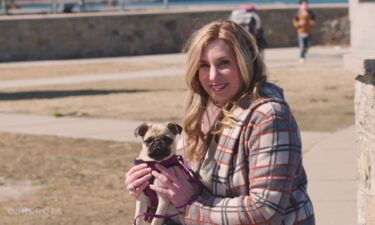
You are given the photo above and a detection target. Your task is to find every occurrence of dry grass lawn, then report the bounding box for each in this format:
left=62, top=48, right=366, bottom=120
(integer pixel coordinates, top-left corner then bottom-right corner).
left=0, top=66, right=354, bottom=131
left=0, top=133, right=139, bottom=225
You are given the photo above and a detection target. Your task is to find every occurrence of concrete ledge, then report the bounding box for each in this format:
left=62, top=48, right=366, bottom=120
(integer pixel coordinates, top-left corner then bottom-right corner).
left=0, top=5, right=349, bottom=62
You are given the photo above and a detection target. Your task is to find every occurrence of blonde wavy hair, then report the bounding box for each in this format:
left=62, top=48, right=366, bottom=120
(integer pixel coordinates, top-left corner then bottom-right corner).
left=182, top=20, right=267, bottom=162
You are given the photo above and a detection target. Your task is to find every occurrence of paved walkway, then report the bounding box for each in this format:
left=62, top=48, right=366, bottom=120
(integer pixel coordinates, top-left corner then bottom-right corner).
left=0, top=47, right=351, bottom=89
left=304, top=126, right=357, bottom=225
left=0, top=47, right=358, bottom=224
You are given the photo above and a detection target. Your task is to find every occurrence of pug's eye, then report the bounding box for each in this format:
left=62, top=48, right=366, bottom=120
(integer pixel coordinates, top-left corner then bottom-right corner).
left=144, top=137, right=154, bottom=145
left=162, top=137, right=173, bottom=145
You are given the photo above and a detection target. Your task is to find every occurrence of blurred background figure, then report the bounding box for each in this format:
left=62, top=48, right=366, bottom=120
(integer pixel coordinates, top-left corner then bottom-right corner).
left=292, top=0, right=316, bottom=63
left=105, top=0, right=118, bottom=7
left=7, top=0, right=18, bottom=9
left=229, top=4, right=267, bottom=58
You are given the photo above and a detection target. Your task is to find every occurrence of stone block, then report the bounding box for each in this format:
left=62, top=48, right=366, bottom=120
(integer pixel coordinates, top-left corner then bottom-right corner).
left=353, top=55, right=375, bottom=225
left=357, top=133, right=375, bottom=192
left=354, top=81, right=375, bottom=134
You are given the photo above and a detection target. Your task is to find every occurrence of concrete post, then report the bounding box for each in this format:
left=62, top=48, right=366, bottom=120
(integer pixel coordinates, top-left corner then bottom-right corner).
left=348, top=0, right=375, bottom=222
left=349, top=0, right=375, bottom=50
left=356, top=59, right=375, bottom=225
left=344, top=54, right=375, bottom=225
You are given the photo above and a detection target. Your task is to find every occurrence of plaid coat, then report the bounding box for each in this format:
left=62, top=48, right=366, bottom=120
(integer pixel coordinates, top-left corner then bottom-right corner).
left=176, top=83, right=315, bottom=225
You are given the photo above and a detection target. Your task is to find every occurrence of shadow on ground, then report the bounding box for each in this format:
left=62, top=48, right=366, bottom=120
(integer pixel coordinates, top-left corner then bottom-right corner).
left=0, top=89, right=155, bottom=100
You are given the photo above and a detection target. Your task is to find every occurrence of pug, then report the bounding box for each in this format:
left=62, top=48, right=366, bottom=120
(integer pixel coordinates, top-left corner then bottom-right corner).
left=132, top=122, right=184, bottom=225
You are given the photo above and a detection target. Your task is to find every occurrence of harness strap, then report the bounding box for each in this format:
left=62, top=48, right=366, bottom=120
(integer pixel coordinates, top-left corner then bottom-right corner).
left=133, top=210, right=181, bottom=225
left=132, top=155, right=210, bottom=224
left=176, top=155, right=211, bottom=194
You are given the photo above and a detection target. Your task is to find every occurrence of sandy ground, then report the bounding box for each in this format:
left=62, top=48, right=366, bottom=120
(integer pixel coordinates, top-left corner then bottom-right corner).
left=0, top=56, right=355, bottom=224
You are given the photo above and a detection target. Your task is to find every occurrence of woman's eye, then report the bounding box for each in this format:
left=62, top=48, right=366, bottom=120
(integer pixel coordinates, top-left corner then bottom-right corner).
left=199, top=63, right=209, bottom=68
left=218, top=59, right=230, bottom=66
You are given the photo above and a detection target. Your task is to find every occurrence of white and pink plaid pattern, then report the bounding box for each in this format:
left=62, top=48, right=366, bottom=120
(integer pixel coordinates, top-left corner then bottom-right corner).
left=177, top=83, right=315, bottom=225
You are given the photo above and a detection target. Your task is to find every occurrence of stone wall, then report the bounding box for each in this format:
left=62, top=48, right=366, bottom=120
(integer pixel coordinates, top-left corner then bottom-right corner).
left=344, top=53, right=375, bottom=225
left=0, top=6, right=349, bottom=62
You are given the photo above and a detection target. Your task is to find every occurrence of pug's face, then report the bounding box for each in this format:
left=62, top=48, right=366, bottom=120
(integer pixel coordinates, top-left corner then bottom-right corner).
left=134, top=122, right=182, bottom=161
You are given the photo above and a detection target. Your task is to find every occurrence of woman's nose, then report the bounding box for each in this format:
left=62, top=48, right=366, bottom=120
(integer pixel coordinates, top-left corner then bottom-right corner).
left=209, top=66, right=220, bottom=81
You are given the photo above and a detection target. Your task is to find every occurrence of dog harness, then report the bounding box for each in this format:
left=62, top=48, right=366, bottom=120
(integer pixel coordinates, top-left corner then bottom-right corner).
left=133, top=155, right=205, bottom=224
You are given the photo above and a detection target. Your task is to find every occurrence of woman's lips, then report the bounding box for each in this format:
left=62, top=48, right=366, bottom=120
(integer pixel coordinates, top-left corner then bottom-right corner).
left=210, top=83, right=228, bottom=92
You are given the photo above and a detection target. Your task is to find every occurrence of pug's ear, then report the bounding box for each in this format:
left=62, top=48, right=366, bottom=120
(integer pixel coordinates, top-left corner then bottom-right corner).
left=167, top=123, right=183, bottom=135
left=134, top=123, right=149, bottom=137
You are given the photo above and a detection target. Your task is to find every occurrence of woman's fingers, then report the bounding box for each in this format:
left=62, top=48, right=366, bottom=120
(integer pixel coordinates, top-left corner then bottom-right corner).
left=151, top=169, right=181, bottom=192
left=125, top=164, right=151, bottom=184
left=154, top=164, right=179, bottom=183
left=151, top=170, right=171, bottom=185
left=131, top=167, right=152, bottom=181
left=129, top=180, right=150, bottom=197
left=149, top=184, right=171, bottom=197
left=150, top=167, right=196, bottom=208
left=126, top=163, right=147, bottom=174
left=124, top=163, right=152, bottom=198
left=175, top=167, right=190, bottom=183
left=126, top=163, right=148, bottom=179
left=134, top=173, right=152, bottom=188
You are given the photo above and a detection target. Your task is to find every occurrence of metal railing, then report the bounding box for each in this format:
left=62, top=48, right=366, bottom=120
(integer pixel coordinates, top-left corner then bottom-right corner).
left=0, top=0, right=170, bottom=15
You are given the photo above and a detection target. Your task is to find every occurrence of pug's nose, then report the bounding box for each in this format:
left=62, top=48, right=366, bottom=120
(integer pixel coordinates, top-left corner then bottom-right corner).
left=152, top=140, right=164, bottom=148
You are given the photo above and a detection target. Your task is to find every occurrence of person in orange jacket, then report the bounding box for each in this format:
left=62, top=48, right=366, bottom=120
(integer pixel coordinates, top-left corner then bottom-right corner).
left=293, top=0, right=316, bottom=62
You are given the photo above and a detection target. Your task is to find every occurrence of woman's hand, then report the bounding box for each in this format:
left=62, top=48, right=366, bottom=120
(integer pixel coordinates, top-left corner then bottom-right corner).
left=124, top=163, right=152, bottom=198
left=149, top=164, right=196, bottom=211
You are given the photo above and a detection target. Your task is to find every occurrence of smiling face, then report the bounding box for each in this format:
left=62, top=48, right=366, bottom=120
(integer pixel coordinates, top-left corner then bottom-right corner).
left=198, top=39, right=241, bottom=106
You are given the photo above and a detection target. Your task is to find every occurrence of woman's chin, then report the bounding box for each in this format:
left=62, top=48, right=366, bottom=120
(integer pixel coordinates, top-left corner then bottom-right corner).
left=211, top=97, right=228, bottom=107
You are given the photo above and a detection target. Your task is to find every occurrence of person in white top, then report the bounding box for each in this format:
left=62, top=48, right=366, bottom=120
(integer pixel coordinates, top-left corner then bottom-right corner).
left=229, top=4, right=267, bottom=58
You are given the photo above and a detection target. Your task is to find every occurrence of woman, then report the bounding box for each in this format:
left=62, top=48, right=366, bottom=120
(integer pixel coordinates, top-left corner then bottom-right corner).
left=125, top=20, right=315, bottom=225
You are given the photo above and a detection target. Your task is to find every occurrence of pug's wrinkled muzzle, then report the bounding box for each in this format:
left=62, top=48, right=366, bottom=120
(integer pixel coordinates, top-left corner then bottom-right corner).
left=148, top=140, right=171, bottom=161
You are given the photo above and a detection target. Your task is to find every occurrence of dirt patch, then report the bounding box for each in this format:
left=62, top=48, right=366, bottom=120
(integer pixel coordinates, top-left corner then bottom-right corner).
left=267, top=67, right=355, bottom=131
left=0, top=133, right=138, bottom=225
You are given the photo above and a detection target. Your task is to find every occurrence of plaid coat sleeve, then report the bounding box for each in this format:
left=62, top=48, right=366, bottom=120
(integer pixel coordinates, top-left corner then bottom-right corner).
left=179, top=99, right=315, bottom=225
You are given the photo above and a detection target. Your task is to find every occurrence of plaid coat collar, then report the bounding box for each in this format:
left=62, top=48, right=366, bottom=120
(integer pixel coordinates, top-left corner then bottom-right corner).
left=209, top=83, right=286, bottom=191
